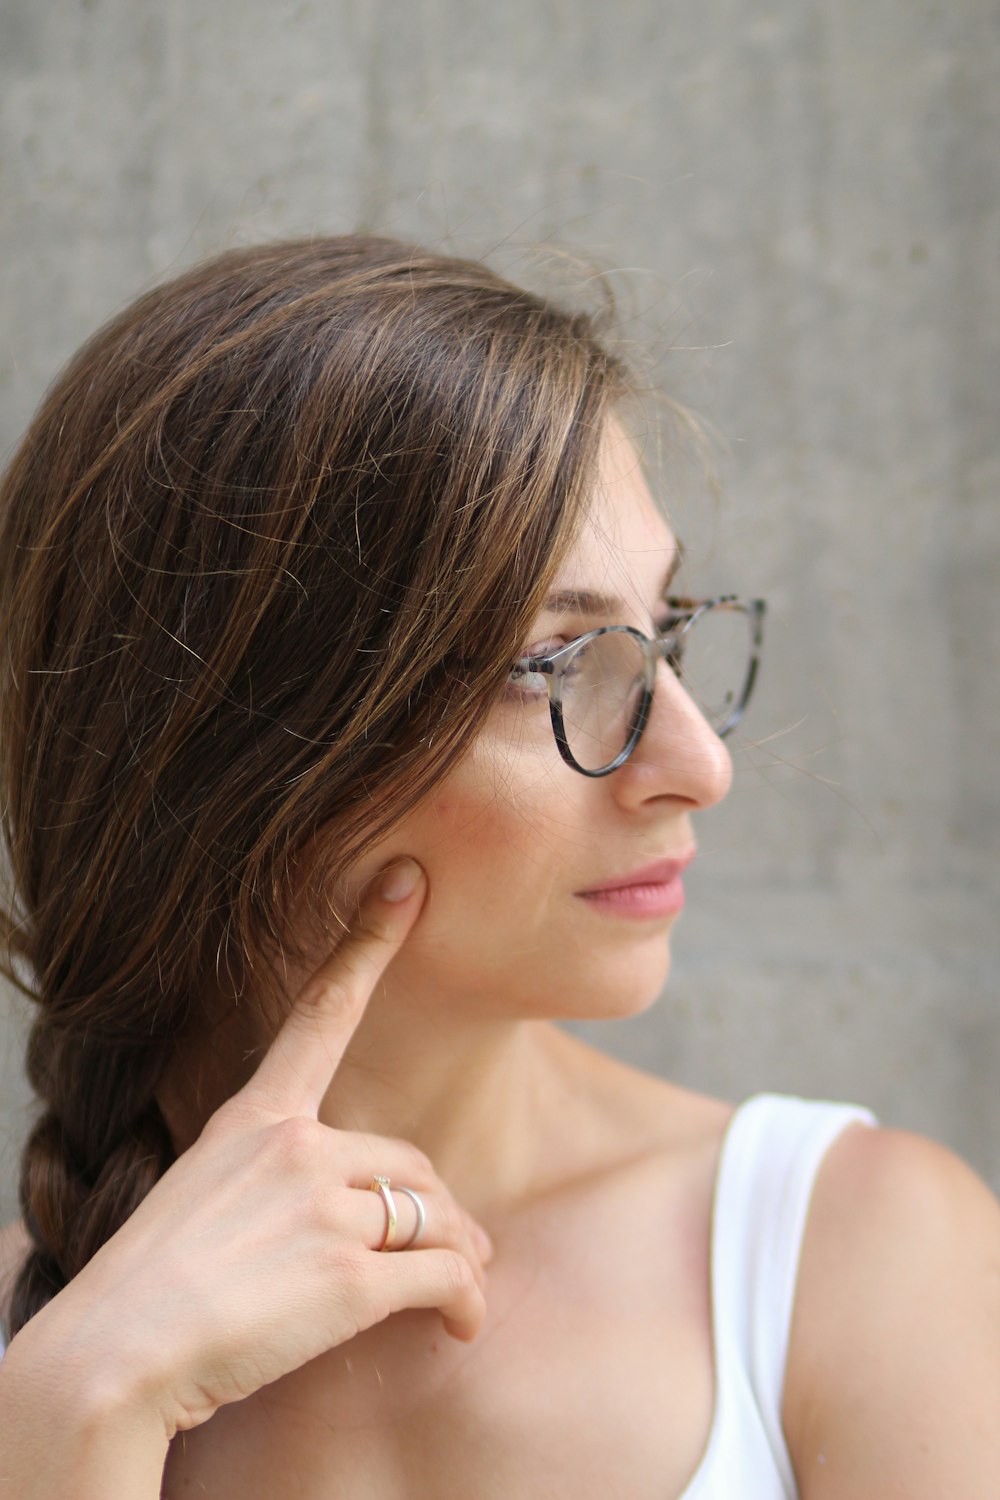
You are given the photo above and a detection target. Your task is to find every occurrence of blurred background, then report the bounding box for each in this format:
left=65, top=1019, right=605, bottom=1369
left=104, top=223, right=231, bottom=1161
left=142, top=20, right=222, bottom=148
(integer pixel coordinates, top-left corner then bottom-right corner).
left=1, top=0, right=997, bottom=1219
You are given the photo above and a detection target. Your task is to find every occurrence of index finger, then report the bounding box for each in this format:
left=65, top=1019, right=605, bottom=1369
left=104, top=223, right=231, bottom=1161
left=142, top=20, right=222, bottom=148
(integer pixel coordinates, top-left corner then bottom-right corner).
left=243, top=858, right=426, bottom=1116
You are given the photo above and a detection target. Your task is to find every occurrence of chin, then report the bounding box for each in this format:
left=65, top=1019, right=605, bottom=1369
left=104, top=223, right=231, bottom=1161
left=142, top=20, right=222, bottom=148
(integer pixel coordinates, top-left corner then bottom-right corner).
left=544, top=946, right=673, bottom=1024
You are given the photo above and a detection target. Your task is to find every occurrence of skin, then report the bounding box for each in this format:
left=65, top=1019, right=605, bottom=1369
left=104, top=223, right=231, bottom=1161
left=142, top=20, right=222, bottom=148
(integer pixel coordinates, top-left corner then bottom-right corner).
left=2, top=419, right=1000, bottom=1498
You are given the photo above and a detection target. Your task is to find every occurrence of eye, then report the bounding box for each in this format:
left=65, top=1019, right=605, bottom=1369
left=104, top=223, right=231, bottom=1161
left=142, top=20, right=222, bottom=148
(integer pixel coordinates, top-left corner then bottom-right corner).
left=505, top=637, right=574, bottom=703
left=505, top=660, right=550, bottom=701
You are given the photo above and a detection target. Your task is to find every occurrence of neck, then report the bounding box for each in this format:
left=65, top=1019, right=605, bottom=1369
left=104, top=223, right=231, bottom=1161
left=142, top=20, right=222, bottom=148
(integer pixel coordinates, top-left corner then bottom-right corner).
left=319, top=1007, right=567, bottom=1220
left=159, top=976, right=581, bottom=1224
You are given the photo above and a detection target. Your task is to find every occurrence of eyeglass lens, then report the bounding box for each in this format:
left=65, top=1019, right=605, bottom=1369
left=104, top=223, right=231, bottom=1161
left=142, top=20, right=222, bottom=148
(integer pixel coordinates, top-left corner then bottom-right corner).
left=560, top=631, right=647, bottom=772
left=560, top=605, right=754, bottom=772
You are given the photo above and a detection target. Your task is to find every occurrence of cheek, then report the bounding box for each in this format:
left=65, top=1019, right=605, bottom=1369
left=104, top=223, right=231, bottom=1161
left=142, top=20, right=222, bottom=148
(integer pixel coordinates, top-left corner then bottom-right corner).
left=293, top=754, right=584, bottom=986
left=414, top=760, right=582, bottom=916
left=421, top=787, right=540, bottom=883
left=322, top=738, right=589, bottom=974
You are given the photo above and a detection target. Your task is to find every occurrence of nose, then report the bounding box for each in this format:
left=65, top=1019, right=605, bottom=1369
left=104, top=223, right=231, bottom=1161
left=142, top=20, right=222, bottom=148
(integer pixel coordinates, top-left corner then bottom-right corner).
left=612, top=659, right=733, bottom=810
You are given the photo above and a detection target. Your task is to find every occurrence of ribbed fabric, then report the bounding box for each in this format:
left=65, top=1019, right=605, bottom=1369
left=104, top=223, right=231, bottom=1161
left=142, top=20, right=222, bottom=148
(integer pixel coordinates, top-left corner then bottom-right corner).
left=0, top=1090, right=877, bottom=1499
left=678, top=1093, right=878, bottom=1499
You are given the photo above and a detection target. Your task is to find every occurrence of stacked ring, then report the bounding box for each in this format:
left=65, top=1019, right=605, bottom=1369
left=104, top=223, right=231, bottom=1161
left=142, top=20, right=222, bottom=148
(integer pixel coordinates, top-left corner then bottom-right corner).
left=395, top=1185, right=427, bottom=1250
left=369, top=1176, right=426, bottom=1252
left=370, top=1175, right=397, bottom=1251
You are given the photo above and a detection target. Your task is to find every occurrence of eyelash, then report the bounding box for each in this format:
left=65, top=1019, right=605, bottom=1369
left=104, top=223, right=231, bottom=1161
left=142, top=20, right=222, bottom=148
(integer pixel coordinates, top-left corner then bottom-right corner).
left=520, top=613, right=678, bottom=660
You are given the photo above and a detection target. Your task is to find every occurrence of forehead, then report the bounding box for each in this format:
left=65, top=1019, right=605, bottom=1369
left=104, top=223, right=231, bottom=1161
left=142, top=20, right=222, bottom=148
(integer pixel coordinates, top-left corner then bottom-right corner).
left=555, top=419, right=677, bottom=599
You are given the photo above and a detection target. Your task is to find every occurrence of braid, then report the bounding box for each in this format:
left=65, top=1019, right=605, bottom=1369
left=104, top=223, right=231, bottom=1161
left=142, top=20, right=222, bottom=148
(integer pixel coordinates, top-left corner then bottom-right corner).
left=8, top=1024, right=176, bottom=1336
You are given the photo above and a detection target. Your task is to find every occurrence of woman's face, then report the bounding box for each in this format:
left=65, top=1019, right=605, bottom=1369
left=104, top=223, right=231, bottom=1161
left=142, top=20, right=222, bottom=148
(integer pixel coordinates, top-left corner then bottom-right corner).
left=330, top=418, right=733, bottom=1025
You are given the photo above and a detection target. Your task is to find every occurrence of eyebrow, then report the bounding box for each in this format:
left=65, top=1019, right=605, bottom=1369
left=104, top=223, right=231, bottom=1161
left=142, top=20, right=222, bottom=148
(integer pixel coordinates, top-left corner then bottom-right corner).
left=541, top=540, right=684, bottom=617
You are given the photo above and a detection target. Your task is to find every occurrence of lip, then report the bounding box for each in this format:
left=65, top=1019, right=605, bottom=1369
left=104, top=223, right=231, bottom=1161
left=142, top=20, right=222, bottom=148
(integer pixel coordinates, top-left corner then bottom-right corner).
left=575, top=850, right=696, bottom=896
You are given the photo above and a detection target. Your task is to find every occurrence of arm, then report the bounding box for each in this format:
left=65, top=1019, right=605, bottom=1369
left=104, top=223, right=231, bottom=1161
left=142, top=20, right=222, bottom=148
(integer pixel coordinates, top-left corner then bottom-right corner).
left=783, top=1123, right=1000, bottom=1498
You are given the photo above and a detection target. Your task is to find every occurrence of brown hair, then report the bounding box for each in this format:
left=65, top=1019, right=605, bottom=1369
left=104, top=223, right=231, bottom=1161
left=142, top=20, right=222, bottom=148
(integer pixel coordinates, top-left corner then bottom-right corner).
left=0, top=235, right=625, bottom=1335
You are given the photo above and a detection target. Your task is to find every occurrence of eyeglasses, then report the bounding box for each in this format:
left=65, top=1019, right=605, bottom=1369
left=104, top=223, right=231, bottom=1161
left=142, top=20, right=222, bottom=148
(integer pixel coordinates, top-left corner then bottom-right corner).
left=505, top=595, right=766, bottom=777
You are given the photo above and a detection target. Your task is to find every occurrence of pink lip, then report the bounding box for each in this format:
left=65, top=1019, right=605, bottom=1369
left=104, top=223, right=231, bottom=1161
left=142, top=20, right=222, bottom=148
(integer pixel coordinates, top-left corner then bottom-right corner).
left=576, top=851, right=696, bottom=895
left=574, top=851, right=696, bottom=920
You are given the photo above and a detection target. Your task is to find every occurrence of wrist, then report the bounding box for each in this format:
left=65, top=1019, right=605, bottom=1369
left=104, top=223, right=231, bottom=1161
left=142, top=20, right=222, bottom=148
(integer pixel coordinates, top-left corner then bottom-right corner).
left=4, top=1291, right=172, bottom=1446
left=0, top=1316, right=170, bottom=1500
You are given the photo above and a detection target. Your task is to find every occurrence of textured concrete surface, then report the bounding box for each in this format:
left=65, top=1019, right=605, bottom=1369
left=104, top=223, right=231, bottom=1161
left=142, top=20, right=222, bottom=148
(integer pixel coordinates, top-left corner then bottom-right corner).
left=1, top=0, right=998, bottom=1221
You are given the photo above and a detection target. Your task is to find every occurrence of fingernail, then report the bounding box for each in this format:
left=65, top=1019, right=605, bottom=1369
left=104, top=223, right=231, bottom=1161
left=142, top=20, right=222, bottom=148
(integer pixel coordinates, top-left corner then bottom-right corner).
left=379, top=858, right=422, bottom=903
left=474, top=1225, right=495, bottom=1261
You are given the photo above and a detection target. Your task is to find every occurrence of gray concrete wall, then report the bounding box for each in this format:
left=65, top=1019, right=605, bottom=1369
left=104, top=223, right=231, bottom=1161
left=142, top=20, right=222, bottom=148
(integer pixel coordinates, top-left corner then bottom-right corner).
left=1, top=0, right=998, bottom=1221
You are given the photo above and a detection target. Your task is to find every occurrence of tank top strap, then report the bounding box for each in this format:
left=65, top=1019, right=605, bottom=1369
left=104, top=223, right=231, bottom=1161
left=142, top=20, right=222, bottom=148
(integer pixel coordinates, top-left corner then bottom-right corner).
left=705, top=1092, right=878, bottom=1492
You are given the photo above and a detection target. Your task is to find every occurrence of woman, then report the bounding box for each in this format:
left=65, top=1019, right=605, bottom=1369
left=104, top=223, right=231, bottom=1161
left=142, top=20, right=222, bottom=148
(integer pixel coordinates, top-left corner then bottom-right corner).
left=0, top=236, right=997, bottom=1498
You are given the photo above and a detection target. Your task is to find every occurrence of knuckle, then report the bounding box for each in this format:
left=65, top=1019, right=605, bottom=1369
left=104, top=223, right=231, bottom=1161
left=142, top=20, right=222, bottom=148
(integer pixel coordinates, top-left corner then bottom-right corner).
left=268, top=1115, right=322, bottom=1169
left=441, top=1250, right=476, bottom=1296
left=436, top=1197, right=463, bottom=1244
left=395, top=1142, right=434, bottom=1181
left=297, top=971, right=355, bottom=1019
left=353, top=902, right=401, bottom=946
left=410, top=1147, right=435, bottom=1178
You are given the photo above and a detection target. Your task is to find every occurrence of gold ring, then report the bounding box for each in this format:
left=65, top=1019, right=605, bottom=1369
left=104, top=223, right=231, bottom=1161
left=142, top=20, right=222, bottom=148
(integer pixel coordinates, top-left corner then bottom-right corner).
left=370, top=1174, right=397, bottom=1251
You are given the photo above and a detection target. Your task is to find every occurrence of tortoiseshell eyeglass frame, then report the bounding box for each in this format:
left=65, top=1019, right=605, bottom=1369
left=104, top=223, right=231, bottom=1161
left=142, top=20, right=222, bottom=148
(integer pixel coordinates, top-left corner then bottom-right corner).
left=508, top=595, right=766, bottom=778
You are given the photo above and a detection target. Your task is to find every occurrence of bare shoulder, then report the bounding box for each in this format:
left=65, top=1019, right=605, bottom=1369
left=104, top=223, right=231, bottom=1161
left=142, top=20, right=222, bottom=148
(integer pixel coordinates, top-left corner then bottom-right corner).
left=784, top=1123, right=1000, bottom=1498
left=0, top=1219, right=30, bottom=1332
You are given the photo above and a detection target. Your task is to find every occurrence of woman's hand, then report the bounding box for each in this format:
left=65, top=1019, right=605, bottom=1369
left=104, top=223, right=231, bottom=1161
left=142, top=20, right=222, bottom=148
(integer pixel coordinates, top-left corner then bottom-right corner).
left=14, top=857, right=491, bottom=1442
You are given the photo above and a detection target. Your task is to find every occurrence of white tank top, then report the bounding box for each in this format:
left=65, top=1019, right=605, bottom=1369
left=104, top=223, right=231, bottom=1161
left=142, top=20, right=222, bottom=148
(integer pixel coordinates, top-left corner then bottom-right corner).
left=0, top=1091, right=877, bottom=1498
left=678, top=1092, right=878, bottom=1498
